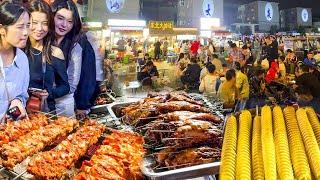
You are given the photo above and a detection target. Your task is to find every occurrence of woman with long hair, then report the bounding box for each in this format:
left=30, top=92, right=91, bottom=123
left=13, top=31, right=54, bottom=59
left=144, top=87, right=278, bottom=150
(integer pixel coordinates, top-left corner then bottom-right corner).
left=52, top=0, right=96, bottom=118
left=26, top=0, right=69, bottom=112
left=0, top=1, right=30, bottom=121
left=50, top=0, right=82, bottom=116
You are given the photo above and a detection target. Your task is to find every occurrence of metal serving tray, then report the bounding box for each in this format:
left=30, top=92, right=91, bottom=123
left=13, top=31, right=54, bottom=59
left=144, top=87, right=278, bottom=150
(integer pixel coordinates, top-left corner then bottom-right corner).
left=106, top=95, right=225, bottom=179
left=141, top=157, right=220, bottom=180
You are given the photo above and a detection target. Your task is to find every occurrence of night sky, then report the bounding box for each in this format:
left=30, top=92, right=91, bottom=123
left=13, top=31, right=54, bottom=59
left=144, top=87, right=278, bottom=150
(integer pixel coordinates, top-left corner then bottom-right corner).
left=224, top=0, right=320, bottom=25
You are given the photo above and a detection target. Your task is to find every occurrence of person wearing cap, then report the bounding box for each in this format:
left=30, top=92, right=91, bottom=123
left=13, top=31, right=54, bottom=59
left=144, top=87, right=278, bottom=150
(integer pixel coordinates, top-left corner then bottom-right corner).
left=303, top=51, right=316, bottom=67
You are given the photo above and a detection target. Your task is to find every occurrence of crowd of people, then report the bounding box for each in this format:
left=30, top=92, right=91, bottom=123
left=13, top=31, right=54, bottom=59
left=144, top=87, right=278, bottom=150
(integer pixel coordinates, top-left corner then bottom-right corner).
left=141, top=35, right=320, bottom=113
left=0, top=0, right=103, bottom=121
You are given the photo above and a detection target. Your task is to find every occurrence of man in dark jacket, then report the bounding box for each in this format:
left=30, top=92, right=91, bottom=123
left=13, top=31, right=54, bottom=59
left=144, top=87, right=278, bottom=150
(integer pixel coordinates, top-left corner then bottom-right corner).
left=74, top=34, right=96, bottom=119
left=295, top=64, right=320, bottom=98
left=265, top=36, right=278, bottom=65
left=181, top=57, right=201, bottom=90
left=137, top=60, right=159, bottom=86
left=154, top=40, right=161, bottom=61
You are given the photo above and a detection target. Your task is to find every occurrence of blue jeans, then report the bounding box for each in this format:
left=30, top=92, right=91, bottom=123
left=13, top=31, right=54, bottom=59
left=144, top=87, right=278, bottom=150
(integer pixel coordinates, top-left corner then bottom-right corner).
left=235, top=99, right=247, bottom=112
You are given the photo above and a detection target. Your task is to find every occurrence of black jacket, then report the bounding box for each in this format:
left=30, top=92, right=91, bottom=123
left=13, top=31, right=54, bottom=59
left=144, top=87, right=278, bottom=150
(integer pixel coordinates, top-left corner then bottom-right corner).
left=296, top=73, right=320, bottom=98
left=184, top=63, right=201, bottom=84
left=266, top=41, right=279, bottom=61
left=28, top=49, right=70, bottom=111
left=74, top=35, right=97, bottom=110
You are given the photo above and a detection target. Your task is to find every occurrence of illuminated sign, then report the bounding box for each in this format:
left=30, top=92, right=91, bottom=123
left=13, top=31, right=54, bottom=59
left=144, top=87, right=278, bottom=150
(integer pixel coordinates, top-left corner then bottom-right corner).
left=108, top=19, right=146, bottom=27
left=148, top=21, right=174, bottom=34
left=202, top=0, right=214, bottom=17
left=301, top=9, right=309, bottom=22
left=106, top=0, right=125, bottom=13
left=200, top=18, right=220, bottom=30
left=265, top=3, right=273, bottom=21
left=149, top=21, right=174, bottom=30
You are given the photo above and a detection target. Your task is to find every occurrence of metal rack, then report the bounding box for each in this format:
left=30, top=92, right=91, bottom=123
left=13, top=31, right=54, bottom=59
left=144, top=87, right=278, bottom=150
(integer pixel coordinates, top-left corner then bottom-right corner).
left=106, top=93, right=225, bottom=179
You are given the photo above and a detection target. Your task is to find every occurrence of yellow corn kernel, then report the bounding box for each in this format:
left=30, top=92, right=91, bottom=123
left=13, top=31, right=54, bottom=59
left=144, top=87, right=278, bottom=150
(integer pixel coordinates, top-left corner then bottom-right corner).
left=305, top=107, right=320, bottom=145
left=236, top=110, right=252, bottom=180
left=251, top=116, right=264, bottom=180
left=220, top=115, right=238, bottom=180
left=296, top=108, right=320, bottom=179
left=272, top=106, right=294, bottom=180
left=283, top=107, right=311, bottom=180
left=261, top=106, right=276, bottom=180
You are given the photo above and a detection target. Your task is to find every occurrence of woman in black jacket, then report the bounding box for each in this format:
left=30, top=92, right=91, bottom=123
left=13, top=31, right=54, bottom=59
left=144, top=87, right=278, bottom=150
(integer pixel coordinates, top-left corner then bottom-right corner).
left=26, top=0, right=69, bottom=112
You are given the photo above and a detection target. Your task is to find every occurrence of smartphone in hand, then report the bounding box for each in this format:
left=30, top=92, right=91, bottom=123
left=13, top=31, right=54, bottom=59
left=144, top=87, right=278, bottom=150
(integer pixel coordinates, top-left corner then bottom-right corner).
left=6, top=106, right=21, bottom=121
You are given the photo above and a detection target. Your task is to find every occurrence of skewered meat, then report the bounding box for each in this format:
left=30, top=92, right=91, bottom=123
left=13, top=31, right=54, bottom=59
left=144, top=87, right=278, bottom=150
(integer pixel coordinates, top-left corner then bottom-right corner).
left=162, top=111, right=221, bottom=124
left=167, top=92, right=203, bottom=106
left=28, top=120, right=105, bottom=179
left=156, top=101, right=210, bottom=114
left=145, top=119, right=222, bottom=149
left=0, top=113, right=48, bottom=146
left=0, top=117, right=78, bottom=169
left=157, top=147, right=221, bottom=169
left=121, top=97, right=166, bottom=126
left=165, top=123, right=222, bottom=149
left=94, top=96, right=113, bottom=105
left=74, top=130, right=144, bottom=180
left=148, top=91, right=203, bottom=106
left=122, top=96, right=167, bottom=115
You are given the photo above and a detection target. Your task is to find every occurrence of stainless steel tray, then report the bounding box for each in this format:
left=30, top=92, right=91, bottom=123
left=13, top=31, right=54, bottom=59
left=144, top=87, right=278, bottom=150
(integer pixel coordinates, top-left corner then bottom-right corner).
left=107, top=100, right=141, bottom=119
left=106, top=94, right=225, bottom=179
left=141, top=157, right=220, bottom=180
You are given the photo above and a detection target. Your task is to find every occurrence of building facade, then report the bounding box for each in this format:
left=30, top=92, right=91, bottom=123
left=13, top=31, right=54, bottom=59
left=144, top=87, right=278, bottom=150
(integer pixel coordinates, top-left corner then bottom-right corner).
left=237, top=1, right=280, bottom=32
left=87, top=0, right=140, bottom=22
left=140, top=0, right=178, bottom=23
left=280, top=8, right=312, bottom=31
left=177, top=0, right=224, bottom=28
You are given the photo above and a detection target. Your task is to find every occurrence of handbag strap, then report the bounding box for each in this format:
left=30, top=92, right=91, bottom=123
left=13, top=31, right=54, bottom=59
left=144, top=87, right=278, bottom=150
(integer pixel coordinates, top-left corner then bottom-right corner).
left=41, top=55, right=46, bottom=90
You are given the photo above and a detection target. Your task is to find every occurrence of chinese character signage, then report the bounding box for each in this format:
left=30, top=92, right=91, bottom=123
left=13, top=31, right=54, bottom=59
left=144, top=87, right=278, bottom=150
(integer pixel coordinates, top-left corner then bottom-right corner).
left=149, top=21, right=174, bottom=30
left=149, top=21, right=174, bottom=35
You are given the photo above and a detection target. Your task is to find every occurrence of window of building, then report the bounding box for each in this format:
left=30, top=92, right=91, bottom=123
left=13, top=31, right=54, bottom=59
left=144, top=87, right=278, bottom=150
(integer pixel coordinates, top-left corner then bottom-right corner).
left=180, top=0, right=184, bottom=6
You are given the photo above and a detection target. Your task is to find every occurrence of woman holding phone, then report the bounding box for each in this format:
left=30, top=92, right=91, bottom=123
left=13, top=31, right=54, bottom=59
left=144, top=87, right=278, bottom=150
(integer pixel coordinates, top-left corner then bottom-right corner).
left=26, top=0, right=69, bottom=113
left=0, top=1, right=30, bottom=121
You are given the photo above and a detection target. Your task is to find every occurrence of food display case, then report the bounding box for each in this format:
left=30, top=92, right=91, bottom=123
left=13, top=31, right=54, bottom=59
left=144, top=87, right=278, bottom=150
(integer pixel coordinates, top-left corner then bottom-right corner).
left=4, top=91, right=301, bottom=179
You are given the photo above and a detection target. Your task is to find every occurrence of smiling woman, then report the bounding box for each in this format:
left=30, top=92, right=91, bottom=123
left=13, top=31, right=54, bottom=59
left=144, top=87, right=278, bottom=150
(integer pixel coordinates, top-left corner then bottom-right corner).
left=0, top=1, right=30, bottom=121
left=51, top=0, right=83, bottom=117
left=25, top=0, right=70, bottom=113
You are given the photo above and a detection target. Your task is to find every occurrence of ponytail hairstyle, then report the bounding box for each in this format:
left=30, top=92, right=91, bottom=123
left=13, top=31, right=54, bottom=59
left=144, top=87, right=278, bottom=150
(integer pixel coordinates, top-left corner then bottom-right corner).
left=26, top=0, right=54, bottom=63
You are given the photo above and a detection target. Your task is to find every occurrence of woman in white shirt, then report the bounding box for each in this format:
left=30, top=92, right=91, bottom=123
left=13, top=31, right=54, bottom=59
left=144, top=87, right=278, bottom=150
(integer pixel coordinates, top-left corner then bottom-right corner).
left=199, top=64, right=219, bottom=95
left=0, top=2, right=30, bottom=121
